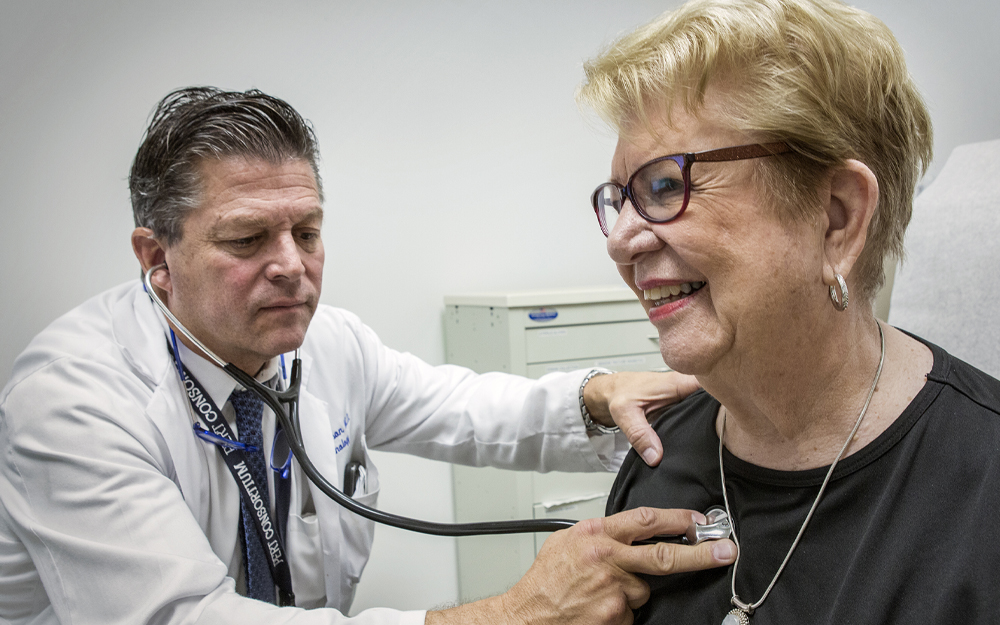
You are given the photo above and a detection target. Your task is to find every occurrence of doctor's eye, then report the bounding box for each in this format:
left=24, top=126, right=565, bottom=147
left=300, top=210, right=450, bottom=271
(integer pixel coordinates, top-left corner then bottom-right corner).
left=226, top=235, right=263, bottom=251
left=296, top=229, right=322, bottom=250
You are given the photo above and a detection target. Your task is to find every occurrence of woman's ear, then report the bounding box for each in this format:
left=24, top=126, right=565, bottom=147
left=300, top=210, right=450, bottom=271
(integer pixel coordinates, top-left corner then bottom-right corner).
left=131, top=227, right=172, bottom=295
left=821, top=159, right=879, bottom=286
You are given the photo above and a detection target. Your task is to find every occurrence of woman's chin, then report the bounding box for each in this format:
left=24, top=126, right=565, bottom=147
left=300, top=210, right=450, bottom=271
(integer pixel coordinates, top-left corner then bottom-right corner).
left=653, top=327, right=729, bottom=378
left=655, top=344, right=716, bottom=378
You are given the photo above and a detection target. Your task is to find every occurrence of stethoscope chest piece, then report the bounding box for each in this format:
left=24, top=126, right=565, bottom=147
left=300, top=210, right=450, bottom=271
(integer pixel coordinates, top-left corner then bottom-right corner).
left=686, top=506, right=732, bottom=544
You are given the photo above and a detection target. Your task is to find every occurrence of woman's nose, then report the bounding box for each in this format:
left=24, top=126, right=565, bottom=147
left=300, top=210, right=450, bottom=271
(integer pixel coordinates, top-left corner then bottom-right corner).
left=606, top=200, right=661, bottom=264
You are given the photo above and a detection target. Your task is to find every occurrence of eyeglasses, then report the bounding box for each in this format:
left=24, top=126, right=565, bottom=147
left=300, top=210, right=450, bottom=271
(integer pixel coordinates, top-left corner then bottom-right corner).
left=191, top=424, right=293, bottom=479
left=590, top=142, right=791, bottom=237
left=271, top=429, right=293, bottom=480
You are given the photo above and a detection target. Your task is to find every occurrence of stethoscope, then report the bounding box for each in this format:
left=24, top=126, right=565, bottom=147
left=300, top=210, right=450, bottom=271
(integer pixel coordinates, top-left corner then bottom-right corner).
left=143, top=263, right=730, bottom=543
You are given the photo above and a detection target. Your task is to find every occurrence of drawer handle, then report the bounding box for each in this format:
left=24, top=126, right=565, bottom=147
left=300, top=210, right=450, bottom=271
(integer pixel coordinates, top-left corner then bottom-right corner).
left=647, top=335, right=659, bottom=341
left=540, top=492, right=607, bottom=512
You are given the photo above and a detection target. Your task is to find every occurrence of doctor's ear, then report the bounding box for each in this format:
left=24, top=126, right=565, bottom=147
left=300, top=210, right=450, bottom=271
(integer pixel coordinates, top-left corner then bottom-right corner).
left=131, top=227, right=172, bottom=293
left=820, top=159, right=878, bottom=286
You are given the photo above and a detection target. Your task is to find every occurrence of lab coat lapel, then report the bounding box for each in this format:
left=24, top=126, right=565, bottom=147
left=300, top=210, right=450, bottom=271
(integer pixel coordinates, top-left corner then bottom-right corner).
left=295, top=351, right=345, bottom=609
left=147, top=377, right=214, bottom=525
left=111, top=284, right=214, bottom=527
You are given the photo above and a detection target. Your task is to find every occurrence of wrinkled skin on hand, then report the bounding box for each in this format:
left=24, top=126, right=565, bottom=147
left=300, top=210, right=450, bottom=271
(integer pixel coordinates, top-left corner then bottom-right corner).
left=585, top=371, right=702, bottom=467
left=426, top=507, right=736, bottom=625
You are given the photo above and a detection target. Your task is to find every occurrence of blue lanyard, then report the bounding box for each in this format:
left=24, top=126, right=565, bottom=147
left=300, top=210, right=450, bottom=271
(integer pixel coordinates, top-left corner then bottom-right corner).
left=171, top=331, right=291, bottom=460
left=168, top=331, right=295, bottom=606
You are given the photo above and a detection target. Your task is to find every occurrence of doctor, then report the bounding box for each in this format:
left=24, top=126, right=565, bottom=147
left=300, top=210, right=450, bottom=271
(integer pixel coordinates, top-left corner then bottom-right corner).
left=0, top=87, right=736, bottom=625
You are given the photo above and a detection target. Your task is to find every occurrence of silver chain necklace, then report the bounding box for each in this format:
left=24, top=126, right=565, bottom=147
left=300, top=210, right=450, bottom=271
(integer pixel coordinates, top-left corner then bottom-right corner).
left=719, top=322, right=885, bottom=625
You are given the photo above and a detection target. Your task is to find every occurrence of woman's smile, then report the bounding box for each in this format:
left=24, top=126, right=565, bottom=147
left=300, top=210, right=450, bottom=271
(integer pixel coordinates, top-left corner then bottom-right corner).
left=643, top=280, right=706, bottom=306
left=642, top=281, right=707, bottom=321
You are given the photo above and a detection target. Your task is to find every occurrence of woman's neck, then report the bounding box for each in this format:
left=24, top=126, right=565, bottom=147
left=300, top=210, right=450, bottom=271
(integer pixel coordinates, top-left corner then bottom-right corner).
left=699, top=315, right=928, bottom=471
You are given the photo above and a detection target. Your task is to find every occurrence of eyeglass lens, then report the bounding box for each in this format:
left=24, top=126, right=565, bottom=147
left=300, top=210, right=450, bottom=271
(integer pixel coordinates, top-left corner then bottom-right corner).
left=270, top=429, right=293, bottom=479
left=594, top=185, right=622, bottom=236
left=594, top=156, right=686, bottom=237
left=631, top=156, right=686, bottom=221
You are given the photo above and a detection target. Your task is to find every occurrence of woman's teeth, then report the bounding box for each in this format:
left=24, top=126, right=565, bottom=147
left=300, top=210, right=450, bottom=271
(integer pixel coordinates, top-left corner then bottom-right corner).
left=643, top=281, right=706, bottom=304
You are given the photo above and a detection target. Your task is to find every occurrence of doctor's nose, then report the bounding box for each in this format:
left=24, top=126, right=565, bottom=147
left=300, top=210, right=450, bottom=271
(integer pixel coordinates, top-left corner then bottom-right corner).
left=265, top=234, right=307, bottom=281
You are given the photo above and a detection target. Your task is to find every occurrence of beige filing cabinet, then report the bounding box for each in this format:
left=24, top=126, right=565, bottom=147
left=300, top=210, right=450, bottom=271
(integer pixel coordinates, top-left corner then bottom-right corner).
left=444, top=287, right=666, bottom=602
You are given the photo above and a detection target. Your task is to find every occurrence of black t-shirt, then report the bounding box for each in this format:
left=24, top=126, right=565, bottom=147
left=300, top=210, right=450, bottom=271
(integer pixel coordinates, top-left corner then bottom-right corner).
left=607, top=337, right=1000, bottom=624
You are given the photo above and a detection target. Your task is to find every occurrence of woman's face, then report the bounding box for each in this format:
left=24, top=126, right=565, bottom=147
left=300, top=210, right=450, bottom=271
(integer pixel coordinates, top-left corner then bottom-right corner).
left=606, top=95, right=828, bottom=377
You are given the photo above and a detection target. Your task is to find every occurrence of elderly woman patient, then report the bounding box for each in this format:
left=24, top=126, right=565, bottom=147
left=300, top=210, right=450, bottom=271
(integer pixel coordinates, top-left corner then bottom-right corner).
left=579, top=0, right=1000, bottom=623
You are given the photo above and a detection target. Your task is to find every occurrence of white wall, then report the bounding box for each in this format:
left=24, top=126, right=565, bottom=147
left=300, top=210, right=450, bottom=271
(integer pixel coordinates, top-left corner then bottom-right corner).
left=1, top=0, right=998, bottom=614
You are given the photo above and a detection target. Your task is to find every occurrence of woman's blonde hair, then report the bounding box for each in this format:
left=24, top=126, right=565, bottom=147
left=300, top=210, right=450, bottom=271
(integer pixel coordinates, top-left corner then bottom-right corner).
left=578, top=0, right=933, bottom=303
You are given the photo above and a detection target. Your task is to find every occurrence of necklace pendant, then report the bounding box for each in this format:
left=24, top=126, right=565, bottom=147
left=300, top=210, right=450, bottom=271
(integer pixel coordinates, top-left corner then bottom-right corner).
left=722, top=608, right=751, bottom=625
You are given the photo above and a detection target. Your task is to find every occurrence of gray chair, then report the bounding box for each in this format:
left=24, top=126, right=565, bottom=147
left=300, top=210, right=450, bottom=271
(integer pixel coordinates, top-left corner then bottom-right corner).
left=888, top=139, right=1000, bottom=378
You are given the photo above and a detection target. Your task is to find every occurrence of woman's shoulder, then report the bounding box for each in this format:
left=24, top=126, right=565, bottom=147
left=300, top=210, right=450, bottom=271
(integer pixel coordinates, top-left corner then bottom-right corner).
left=623, top=389, right=721, bottom=475
left=650, top=389, right=719, bottom=435
left=911, top=332, right=1000, bottom=418
left=607, top=389, right=721, bottom=515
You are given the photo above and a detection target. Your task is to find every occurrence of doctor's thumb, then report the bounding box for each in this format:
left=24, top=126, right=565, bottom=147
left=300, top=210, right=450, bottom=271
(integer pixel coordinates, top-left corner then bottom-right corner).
left=630, top=427, right=663, bottom=467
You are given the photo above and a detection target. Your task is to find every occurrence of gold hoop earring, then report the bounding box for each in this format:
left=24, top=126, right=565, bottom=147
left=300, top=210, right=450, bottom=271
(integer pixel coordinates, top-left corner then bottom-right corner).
left=829, top=273, right=849, bottom=311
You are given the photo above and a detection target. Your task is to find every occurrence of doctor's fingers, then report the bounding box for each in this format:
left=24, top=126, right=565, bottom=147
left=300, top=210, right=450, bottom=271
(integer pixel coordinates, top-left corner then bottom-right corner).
left=596, top=507, right=738, bottom=574
left=610, top=401, right=664, bottom=467
left=599, top=506, right=699, bottom=544
left=605, top=371, right=700, bottom=467
left=613, top=537, right=738, bottom=577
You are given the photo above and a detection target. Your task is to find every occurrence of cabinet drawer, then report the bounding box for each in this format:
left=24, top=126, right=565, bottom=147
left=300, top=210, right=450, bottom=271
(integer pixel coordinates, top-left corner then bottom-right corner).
left=513, top=299, right=647, bottom=328
left=525, top=352, right=666, bottom=377
left=525, top=320, right=659, bottom=363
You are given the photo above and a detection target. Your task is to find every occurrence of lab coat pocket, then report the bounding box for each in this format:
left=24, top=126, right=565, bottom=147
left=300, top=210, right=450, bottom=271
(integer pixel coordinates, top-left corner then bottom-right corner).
left=339, top=451, right=381, bottom=610
left=286, top=512, right=326, bottom=609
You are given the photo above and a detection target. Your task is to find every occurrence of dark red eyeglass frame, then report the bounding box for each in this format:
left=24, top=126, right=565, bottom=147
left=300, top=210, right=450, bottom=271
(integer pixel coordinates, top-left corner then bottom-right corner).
left=591, top=141, right=792, bottom=237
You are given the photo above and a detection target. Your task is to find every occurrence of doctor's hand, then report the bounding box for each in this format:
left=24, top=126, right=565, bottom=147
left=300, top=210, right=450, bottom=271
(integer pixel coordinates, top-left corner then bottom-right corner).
left=583, top=371, right=700, bottom=466
left=424, top=507, right=736, bottom=625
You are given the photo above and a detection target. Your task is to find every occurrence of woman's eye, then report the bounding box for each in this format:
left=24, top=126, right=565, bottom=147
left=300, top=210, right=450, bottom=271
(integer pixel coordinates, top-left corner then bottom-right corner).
left=649, top=176, right=684, bottom=196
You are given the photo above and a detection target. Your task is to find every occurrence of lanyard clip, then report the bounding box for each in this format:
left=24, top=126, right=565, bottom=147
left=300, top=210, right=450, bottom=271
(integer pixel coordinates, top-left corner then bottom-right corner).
left=192, top=423, right=259, bottom=453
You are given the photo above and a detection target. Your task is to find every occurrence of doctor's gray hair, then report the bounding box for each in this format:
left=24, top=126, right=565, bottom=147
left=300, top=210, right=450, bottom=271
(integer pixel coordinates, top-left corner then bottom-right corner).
left=129, top=87, right=323, bottom=245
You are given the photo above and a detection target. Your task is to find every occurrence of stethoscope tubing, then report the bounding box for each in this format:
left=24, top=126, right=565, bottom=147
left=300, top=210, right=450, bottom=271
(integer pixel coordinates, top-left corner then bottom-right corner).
left=143, top=264, right=578, bottom=537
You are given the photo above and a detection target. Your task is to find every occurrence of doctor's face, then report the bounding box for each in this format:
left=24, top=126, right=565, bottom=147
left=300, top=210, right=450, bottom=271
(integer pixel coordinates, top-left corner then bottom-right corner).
left=162, top=157, right=324, bottom=374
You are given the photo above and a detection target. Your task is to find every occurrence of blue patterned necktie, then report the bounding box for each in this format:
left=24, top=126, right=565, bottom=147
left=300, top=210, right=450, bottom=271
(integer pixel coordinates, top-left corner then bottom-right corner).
left=229, top=388, right=276, bottom=604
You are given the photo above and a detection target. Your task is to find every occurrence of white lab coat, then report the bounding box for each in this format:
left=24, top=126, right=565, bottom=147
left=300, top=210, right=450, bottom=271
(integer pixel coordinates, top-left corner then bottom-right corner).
left=0, top=282, right=625, bottom=625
